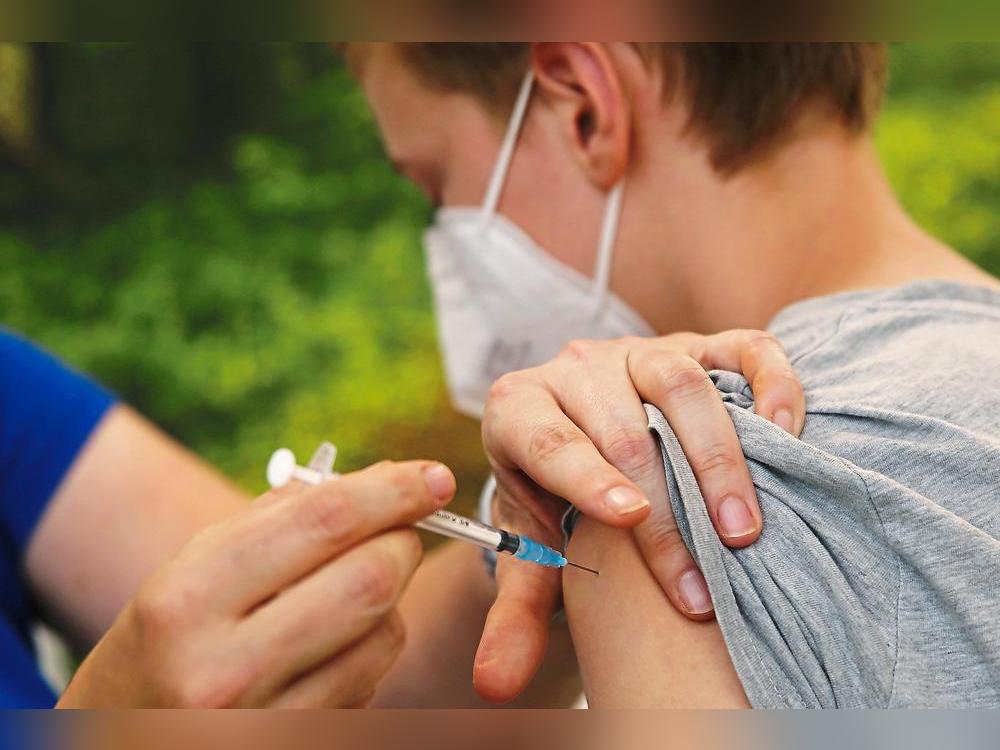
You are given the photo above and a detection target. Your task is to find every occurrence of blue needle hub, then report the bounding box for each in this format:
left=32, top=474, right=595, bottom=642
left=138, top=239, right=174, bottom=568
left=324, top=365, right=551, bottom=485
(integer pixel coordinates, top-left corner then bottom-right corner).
left=511, top=535, right=568, bottom=568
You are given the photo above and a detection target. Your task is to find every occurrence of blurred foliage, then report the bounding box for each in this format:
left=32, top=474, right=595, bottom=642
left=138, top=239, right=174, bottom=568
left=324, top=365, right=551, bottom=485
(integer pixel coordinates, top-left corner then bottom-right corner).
left=0, top=43, right=487, bottom=508
left=0, top=43, right=998, bottom=511
left=879, top=43, right=1000, bottom=276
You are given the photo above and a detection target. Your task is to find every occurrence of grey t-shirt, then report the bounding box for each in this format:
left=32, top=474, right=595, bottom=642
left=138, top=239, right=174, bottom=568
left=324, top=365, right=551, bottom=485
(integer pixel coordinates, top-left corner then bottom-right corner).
left=649, top=280, right=1000, bottom=708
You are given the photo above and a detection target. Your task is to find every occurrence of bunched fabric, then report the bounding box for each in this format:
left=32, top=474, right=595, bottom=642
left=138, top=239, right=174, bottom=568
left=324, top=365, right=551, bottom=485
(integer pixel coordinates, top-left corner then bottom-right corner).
left=645, top=281, right=1000, bottom=707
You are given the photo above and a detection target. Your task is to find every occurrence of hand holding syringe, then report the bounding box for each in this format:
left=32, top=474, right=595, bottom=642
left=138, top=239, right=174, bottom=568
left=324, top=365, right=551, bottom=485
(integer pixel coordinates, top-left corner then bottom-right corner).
left=267, top=443, right=598, bottom=575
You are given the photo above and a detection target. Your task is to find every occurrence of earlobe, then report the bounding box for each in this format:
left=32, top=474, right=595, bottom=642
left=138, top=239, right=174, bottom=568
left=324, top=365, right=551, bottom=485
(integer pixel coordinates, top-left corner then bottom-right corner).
left=531, top=43, right=632, bottom=190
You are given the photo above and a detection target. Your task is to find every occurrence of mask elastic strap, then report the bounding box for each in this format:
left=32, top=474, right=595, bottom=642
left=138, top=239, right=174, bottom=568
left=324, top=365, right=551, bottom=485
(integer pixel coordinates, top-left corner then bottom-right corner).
left=591, top=181, right=624, bottom=314
left=480, top=71, right=535, bottom=224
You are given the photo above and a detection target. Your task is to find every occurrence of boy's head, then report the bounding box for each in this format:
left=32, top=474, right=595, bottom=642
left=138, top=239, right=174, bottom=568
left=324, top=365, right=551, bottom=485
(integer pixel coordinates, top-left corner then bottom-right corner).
left=349, top=43, right=889, bottom=332
left=352, top=43, right=886, bottom=194
left=395, top=43, right=887, bottom=174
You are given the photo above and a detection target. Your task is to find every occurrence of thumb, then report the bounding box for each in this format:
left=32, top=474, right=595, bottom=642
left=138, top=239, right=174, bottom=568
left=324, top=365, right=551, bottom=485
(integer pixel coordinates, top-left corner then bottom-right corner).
left=473, top=558, right=561, bottom=703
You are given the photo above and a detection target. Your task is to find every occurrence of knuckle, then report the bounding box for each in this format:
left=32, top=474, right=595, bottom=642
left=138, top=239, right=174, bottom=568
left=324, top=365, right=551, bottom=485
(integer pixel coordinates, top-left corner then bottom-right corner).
left=603, top=428, right=658, bottom=476
left=744, top=330, right=782, bottom=352
left=642, top=521, right=687, bottom=559
left=559, top=338, right=597, bottom=362
left=383, top=465, right=427, bottom=513
left=689, top=443, right=741, bottom=477
left=172, top=666, right=251, bottom=709
left=359, top=460, right=396, bottom=481
left=656, top=359, right=712, bottom=404
left=354, top=561, right=397, bottom=609
left=526, top=421, right=583, bottom=463
left=487, top=371, right=527, bottom=405
left=753, top=366, right=801, bottom=394
left=300, top=491, right=360, bottom=548
left=132, top=577, right=195, bottom=637
left=750, top=365, right=803, bottom=398
left=351, top=550, right=404, bottom=610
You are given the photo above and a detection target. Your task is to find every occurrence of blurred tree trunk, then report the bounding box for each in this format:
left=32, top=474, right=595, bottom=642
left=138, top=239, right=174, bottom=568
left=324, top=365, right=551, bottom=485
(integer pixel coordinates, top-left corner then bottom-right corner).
left=0, top=44, right=318, bottom=223
left=0, top=43, right=36, bottom=162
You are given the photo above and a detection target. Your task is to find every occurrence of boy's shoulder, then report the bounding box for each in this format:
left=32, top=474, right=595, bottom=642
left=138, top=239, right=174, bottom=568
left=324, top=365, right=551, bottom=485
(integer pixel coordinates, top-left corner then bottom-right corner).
left=677, top=279, right=1000, bottom=709
left=769, top=280, right=1000, bottom=426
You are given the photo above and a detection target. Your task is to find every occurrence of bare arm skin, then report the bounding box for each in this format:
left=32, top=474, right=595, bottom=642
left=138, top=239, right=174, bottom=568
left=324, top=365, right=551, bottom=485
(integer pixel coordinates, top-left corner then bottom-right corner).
left=563, top=517, right=749, bottom=708
left=25, top=405, right=249, bottom=650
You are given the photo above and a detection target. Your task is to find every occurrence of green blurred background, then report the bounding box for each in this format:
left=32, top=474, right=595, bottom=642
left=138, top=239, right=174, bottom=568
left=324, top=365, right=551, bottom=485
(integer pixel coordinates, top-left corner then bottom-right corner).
left=1, top=43, right=998, bottom=512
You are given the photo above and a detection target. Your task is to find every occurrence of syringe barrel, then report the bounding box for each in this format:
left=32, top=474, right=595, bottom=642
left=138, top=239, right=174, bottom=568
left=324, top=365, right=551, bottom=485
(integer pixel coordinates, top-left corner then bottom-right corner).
left=416, top=510, right=504, bottom=551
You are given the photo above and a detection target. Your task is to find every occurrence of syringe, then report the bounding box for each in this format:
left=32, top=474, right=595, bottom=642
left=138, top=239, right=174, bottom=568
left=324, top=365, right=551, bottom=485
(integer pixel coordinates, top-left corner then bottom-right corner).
left=266, top=446, right=598, bottom=574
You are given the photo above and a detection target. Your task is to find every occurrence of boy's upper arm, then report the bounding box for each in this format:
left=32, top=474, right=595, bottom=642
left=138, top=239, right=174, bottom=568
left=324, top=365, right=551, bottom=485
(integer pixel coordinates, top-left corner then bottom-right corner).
left=563, top=515, right=750, bottom=708
left=563, top=395, right=893, bottom=710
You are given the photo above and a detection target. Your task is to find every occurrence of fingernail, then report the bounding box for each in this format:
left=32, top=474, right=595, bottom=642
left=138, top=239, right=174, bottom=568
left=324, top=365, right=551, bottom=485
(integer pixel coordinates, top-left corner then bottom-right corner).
left=678, top=569, right=713, bottom=615
left=422, top=463, right=456, bottom=501
left=605, top=486, right=650, bottom=516
left=718, top=495, right=757, bottom=538
left=774, top=408, right=795, bottom=435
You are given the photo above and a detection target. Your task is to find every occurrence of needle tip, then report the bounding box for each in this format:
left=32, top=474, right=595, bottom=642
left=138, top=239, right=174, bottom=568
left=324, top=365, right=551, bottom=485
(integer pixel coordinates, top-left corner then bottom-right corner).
left=566, top=561, right=600, bottom=576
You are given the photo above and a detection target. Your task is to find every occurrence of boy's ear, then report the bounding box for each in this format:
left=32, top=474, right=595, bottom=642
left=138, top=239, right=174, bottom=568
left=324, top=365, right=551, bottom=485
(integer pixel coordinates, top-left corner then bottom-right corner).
left=531, top=43, right=631, bottom=190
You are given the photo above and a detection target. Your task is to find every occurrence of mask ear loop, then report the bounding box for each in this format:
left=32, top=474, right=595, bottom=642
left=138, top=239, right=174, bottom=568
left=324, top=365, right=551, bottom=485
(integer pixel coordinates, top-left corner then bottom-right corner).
left=478, top=66, right=622, bottom=318
left=479, top=71, right=535, bottom=227
left=591, top=181, right=625, bottom=315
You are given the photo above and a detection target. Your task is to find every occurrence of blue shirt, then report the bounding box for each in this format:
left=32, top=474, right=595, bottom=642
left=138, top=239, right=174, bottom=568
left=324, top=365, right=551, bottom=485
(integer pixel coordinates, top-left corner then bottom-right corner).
left=0, top=330, right=115, bottom=708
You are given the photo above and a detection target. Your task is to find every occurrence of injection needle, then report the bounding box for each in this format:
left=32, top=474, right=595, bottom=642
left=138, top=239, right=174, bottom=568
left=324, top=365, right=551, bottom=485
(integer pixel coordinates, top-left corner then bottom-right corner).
left=566, top=561, right=600, bottom=576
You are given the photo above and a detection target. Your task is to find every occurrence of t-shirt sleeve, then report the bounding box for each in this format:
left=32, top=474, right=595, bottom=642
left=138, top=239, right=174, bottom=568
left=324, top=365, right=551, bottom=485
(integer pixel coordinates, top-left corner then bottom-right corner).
left=0, top=330, right=117, bottom=557
left=644, top=373, right=900, bottom=709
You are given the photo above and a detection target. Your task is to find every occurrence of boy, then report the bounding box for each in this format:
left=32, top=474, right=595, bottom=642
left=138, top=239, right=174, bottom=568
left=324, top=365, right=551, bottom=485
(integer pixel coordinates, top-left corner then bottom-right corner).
left=354, top=43, right=1000, bottom=707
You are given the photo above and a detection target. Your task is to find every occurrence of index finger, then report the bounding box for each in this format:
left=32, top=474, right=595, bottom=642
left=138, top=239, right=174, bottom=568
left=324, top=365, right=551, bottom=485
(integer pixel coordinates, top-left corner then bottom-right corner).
left=180, top=460, right=456, bottom=614
left=483, top=374, right=651, bottom=527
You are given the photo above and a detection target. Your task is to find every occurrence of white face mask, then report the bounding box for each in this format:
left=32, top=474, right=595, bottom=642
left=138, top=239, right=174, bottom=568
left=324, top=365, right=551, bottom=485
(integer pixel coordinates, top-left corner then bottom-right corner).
left=423, top=71, right=656, bottom=419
